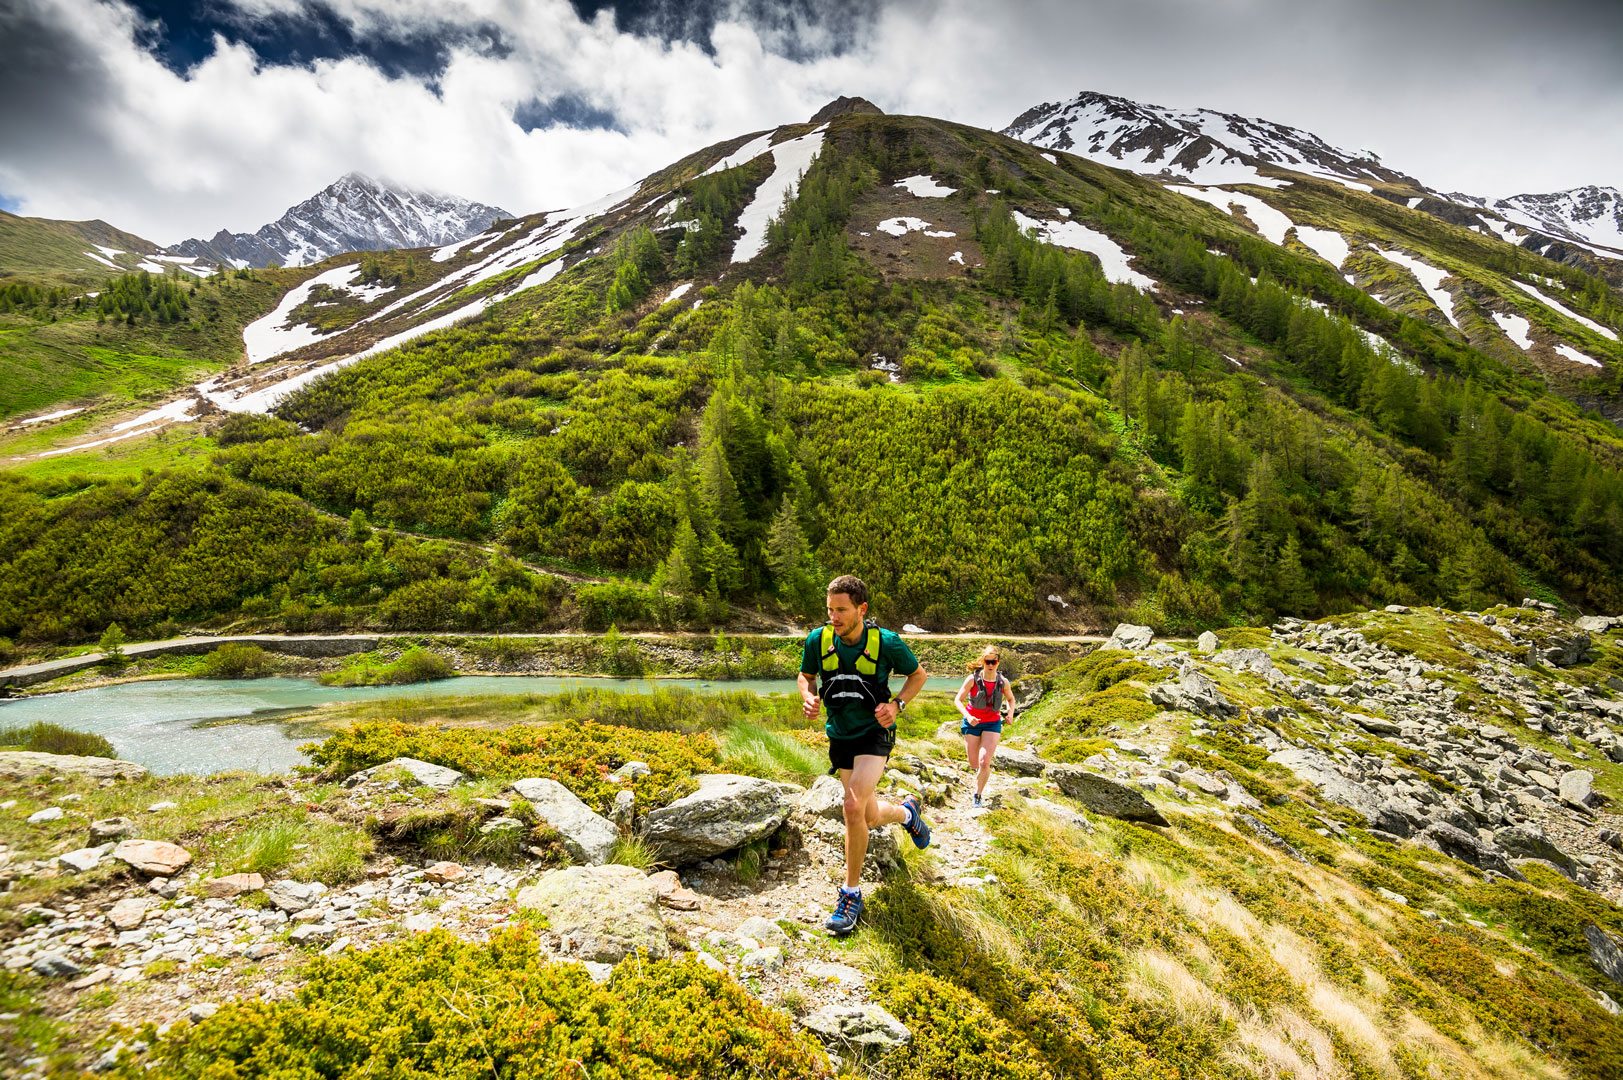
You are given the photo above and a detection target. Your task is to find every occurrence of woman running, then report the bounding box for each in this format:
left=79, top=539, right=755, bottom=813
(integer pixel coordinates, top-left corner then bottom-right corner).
left=955, top=647, right=1011, bottom=808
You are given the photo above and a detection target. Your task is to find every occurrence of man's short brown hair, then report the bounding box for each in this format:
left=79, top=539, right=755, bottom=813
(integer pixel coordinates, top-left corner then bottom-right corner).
left=826, top=574, right=868, bottom=606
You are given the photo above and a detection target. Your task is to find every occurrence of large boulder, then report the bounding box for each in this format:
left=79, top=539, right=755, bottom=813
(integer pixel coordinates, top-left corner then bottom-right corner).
left=1559, top=770, right=1598, bottom=809
left=265, top=879, right=327, bottom=913
left=1150, top=671, right=1237, bottom=718
left=1044, top=764, right=1168, bottom=826
left=1101, top=623, right=1154, bottom=651
left=509, top=778, right=618, bottom=865
left=991, top=747, right=1045, bottom=777
left=1266, top=748, right=1386, bottom=824
left=110, top=839, right=192, bottom=876
left=0, top=751, right=146, bottom=782
left=1584, top=924, right=1623, bottom=987
left=1418, top=822, right=1523, bottom=880
left=1528, top=630, right=1590, bottom=668
left=640, top=774, right=797, bottom=863
left=1196, top=631, right=1220, bottom=654
left=795, top=775, right=845, bottom=820
left=514, top=864, right=667, bottom=962
left=343, top=757, right=464, bottom=792
left=1212, top=648, right=1275, bottom=676
left=1494, top=824, right=1578, bottom=876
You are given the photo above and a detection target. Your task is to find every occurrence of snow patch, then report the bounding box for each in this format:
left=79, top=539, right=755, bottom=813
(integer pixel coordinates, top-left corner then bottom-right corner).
left=135, top=260, right=169, bottom=274
left=1039, top=152, right=1058, bottom=165
left=1372, top=247, right=1461, bottom=329
left=432, top=230, right=497, bottom=262
left=1555, top=343, right=1603, bottom=368
left=663, top=282, right=693, bottom=304
left=241, top=264, right=361, bottom=364
left=894, top=175, right=956, bottom=198
left=1012, top=211, right=1156, bottom=290
left=16, top=407, right=84, bottom=426
left=1491, top=311, right=1533, bottom=350
left=1407, top=197, right=1424, bottom=208
left=1169, top=185, right=1294, bottom=244
left=93, top=245, right=124, bottom=259
left=705, top=132, right=775, bottom=175
left=1294, top=226, right=1350, bottom=267
left=1508, top=280, right=1618, bottom=341
left=731, top=127, right=826, bottom=264
left=877, top=217, right=956, bottom=238
left=84, top=250, right=119, bottom=270
left=948, top=251, right=965, bottom=265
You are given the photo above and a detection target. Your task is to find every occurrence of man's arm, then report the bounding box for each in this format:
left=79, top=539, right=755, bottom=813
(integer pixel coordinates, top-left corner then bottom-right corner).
left=876, top=663, right=927, bottom=728
left=798, top=671, right=820, bottom=720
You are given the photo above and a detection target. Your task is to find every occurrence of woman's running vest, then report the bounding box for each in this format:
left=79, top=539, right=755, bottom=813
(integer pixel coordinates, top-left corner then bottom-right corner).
left=966, top=672, right=1005, bottom=724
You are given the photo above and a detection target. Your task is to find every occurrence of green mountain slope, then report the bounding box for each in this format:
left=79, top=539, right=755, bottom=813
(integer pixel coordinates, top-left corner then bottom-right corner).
left=0, top=210, right=169, bottom=279
left=1, top=106, right=1621, bottom=645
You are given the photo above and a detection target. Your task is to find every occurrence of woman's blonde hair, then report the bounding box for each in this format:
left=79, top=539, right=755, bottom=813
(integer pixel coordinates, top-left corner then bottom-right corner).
left=966, top=646, right=1001, bottom=674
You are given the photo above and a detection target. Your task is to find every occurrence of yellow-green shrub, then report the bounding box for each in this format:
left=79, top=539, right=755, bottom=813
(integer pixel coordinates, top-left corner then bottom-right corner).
left=109, top=929, right=830, bottom=1079
left=307, top=719, right=718, bottom=812
left=875, top=971, right=1052, bottom=1080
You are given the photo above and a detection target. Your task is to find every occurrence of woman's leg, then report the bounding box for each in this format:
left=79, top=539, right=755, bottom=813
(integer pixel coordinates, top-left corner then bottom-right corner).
left=975, top=730, right=1001, bottom=797
left=963, top=734, right=982, bottom=780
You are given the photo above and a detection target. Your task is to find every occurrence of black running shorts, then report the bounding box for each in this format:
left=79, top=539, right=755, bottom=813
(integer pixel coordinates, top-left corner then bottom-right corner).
left=828, top=723, right=897, bottom=773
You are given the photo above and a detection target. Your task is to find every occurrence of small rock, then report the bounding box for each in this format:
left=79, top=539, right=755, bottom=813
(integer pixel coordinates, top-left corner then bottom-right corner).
left=245, top=943, right=278, bottom=960
left=991, top=747, right=1045, bottom=777
left=322, top=937, right=351, bottom=956
left=201, top=873, right=264, bottom=899
left=804, top=961, right=865, bottom=987
left=186, top=1002, right=219, bottom=1023
left=796, top=775, right=846, bottom=820
left=147, top=801, right=178, bottom=812
left=423, top=861, right=465, bottom=884
left=580, top=961, right=615, bottom=982
left=264, top=879, right=326, bottom=913
left=1196, top=630, right=1219, bottom=653
left=515, top=864, right=667, bottom=963
left=736, top=915, right=790, bottom=946
left=509, top=778, right=618, bottom=864
left=608, top=761, right=651, bottom=782
left=32, top=952, right=83, bottom=978
left=88, top=817, right=133, bottom=843
left=289, top=923, right=336, bottom=944
left=110, top=839, right=192, bottom=877
left=478, top=816, right=524, bottom=836
left=1559, top=770, right=1597, bottom=808
left=402, top=913, right=439, bottom=933
left=68, top=967, right=113, bottom=990
left=106, top=897, right=149, bottom=930
left=148, top=877, right=182, bottom=899
left=741, top=946, right=784, bottom=973
left=342, top=757, right=464, bottom=793
left=27, top=807, right=64, bottom=824
left=610, top=789, right=636, bottom=830
left=57, top=844, right=113, bottom=873
left=801, top=1003, right=911, bottom=1053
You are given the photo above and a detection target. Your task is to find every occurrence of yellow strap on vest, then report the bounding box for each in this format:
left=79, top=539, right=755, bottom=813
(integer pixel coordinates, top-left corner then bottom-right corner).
left=855, top=627, right=879, bottom=675
left=821, top=625, right=881, bottom=675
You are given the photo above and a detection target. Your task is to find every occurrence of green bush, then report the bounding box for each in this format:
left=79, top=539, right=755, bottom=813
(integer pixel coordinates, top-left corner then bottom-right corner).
left=197, top=643, right=279, bottom=679
left=308, top=719, right=718, bottom=813
left=0, top=721, right=115, bottom=758
left=110, top=929, right=830, bottom=1079
left=320, top=647, right=454, bottom=687
left=876, top=970, right=1052, bottom=1080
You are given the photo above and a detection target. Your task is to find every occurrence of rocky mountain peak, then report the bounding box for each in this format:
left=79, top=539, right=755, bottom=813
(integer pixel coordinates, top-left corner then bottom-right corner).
left=810, top=96, right=883, bottom=123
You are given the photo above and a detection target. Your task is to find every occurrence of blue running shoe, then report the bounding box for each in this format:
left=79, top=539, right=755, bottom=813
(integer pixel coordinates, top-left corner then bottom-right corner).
left=825, top=887, right=863, bottom=936
left=901, top=795, right=932, bottom=849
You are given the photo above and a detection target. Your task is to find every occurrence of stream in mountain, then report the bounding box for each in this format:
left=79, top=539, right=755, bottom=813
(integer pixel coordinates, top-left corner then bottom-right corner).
left=0, top=674, right=963, bottom=776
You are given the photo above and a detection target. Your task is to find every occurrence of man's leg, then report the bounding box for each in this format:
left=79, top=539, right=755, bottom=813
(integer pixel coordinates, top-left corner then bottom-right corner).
left=975, top=730, right=1001, bottom=797
left=840, top=755, right=907, bottom=889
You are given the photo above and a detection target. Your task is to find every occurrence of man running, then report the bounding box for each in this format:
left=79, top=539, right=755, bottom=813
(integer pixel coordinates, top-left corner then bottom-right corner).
left=798, top=574, right=930, bottom=936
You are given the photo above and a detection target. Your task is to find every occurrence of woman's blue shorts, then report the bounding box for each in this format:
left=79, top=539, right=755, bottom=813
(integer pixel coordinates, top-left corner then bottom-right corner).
left=961, top=719, right=1004, bottom=736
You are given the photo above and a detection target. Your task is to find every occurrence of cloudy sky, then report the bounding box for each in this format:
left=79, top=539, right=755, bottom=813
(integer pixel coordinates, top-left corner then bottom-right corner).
left=2, top=0, right=1620, bottom=244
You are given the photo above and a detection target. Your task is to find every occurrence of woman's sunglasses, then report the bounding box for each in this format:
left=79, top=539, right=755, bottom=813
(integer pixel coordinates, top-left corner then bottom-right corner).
left=983, top=659, right=998, bottom=666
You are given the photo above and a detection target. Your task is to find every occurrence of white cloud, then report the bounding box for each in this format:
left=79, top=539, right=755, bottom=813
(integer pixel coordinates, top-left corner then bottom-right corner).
left=1, top=0, right=1619, bottom=245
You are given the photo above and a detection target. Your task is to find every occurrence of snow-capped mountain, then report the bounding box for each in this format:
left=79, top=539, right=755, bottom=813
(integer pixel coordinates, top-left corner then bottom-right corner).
left=1003, top=90, right=1422, bottom=192
left=1491, top=186, right=1623, bottom=258
left=168, top=173, right=511, bottom=269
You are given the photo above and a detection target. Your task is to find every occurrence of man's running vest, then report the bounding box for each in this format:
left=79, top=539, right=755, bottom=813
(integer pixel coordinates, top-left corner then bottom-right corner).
left=817, top=623, right=891, bottom=708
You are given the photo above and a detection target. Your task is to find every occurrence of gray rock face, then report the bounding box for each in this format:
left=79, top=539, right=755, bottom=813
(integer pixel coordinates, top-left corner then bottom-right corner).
left=1045, top=764, right=1169, bottom=825
left=1420, top=822, right=1523, bottom=880
left=1213, top=648, right=1275, bottom=676
left=1102, top=623, right=1154, bottom=651
left=1266, top=748, right=1386, bottom=824
left=0, top=751, right=147, bottom=781
left=1494, top=824, right=1577, bottom=875
left=1528, top=630, right=1590, bottom=668
left=1574, top=615, right=1618, bottom=634
left=343, top=757, right=464, bottom=792
left=641, top=774, right=796, bottom=863
left=801, top=1002, right=911, bottom=1053
left=514, top=864, right=667, bottom=962
left=31, top=952, right=83, bottom=978
left=1149, top=671, right=1237, bottom=718
left=509, top=778, right=618, bottom=865
left=1584, top=923, right=1623, bottom=986
left=991, top=747, right=1045, bottom=777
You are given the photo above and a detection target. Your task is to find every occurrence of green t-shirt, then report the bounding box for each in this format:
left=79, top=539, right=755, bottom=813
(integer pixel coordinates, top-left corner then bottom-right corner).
left=800, top=623, right=920, bottom=740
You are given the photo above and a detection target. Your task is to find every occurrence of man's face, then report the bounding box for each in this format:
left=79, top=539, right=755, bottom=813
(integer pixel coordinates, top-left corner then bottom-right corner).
left=826, top=592, right=866, bottom=636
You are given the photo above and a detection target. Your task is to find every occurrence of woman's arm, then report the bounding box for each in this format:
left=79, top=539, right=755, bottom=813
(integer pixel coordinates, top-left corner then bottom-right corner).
left=1001, top=674, right=1014, bottom=719
left=955, top=675, right=974, bottom=718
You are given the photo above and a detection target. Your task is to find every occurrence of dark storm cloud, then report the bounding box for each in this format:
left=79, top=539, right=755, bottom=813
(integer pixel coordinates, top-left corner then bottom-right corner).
left=124, top=0, right=513, bottom=79
left=0, top=1, right=118, bottom=185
